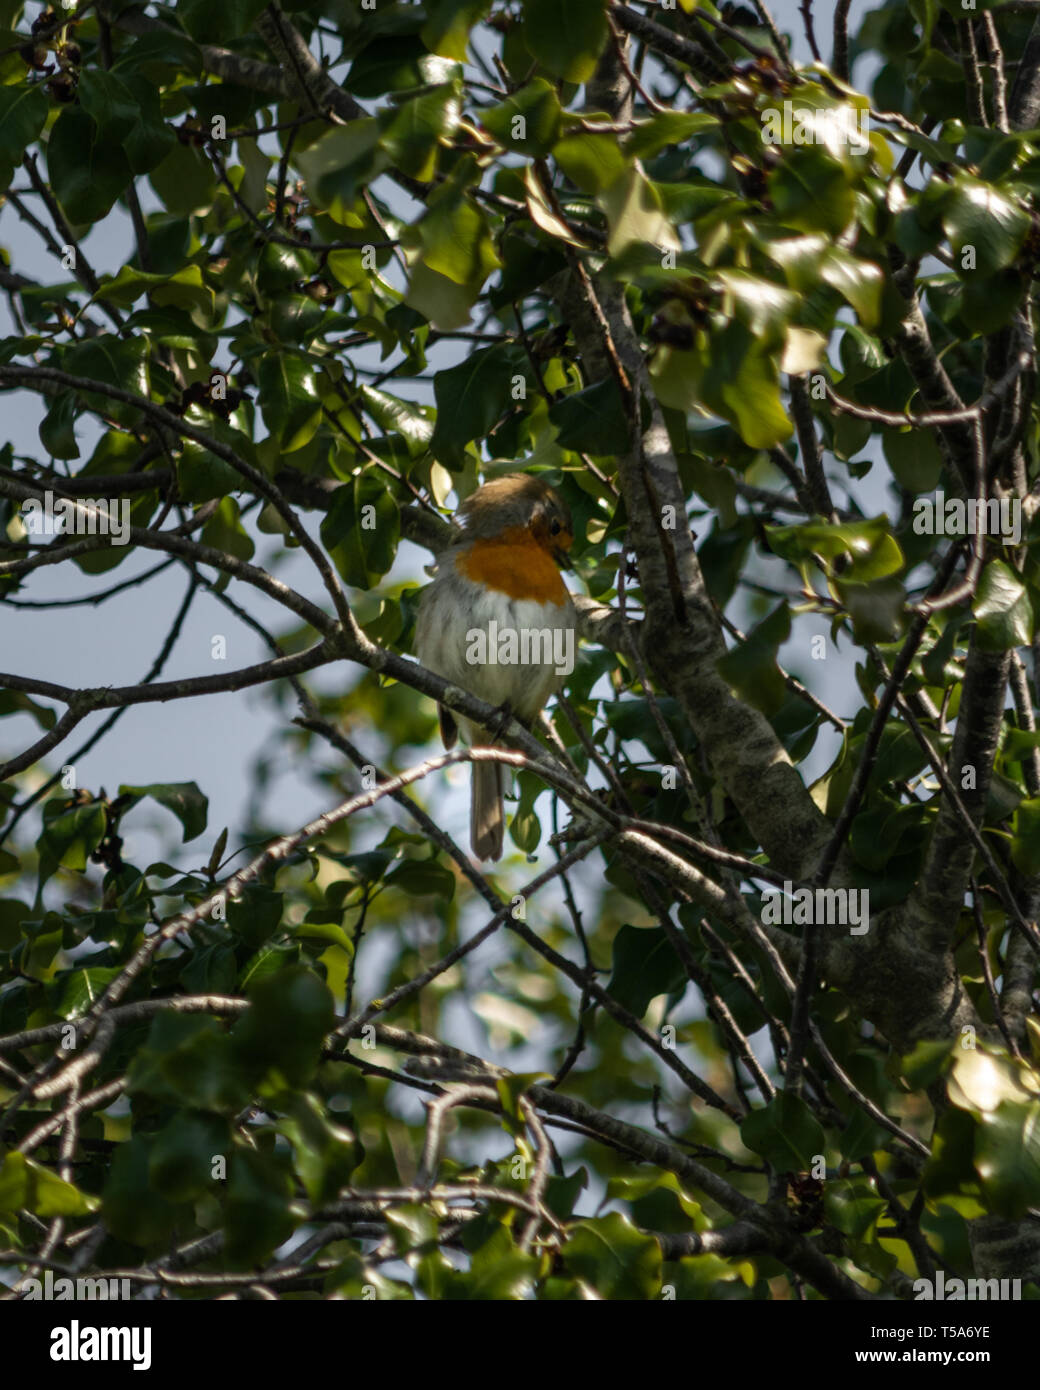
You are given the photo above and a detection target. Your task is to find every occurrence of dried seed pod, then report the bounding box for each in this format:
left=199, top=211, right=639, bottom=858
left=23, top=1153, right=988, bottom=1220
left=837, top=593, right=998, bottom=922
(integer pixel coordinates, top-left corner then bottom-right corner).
left=46, top=71, right=78, bottom=103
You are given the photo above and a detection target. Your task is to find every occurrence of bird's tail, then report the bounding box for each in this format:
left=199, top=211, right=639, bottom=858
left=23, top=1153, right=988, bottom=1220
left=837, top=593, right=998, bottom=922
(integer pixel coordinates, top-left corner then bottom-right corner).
left=471, top=759, right=504, bottom=861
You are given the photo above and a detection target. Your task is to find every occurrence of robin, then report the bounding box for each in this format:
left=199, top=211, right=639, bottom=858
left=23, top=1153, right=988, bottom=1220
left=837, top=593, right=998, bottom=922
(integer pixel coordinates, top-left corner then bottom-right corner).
left=415, top=473, right=577, bottom=861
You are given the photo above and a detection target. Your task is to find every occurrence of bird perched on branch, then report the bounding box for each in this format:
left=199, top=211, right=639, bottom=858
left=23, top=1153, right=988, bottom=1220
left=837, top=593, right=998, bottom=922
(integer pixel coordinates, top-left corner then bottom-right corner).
left=416, top=473, right=577, bottom=861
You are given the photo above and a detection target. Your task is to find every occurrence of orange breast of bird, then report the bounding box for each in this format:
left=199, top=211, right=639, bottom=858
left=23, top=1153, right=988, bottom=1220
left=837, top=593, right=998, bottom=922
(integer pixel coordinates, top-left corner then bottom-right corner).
left=456, top=525, right=569, bottom=605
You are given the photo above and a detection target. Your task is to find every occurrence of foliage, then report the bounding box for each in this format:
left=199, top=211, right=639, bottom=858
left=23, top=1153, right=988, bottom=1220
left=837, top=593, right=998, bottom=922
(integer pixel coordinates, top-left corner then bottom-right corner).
left=1, top=0, right=1040, bottom=1301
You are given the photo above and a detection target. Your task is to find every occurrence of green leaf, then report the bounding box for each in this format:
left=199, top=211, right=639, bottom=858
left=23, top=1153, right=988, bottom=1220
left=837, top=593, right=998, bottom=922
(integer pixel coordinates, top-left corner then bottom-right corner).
left=838, top=575, right=906, bottom=642
left=148, top=139, right=216, bottom=215
left=839, top=1106, right=891, bottom=1162
left=149, top=1112, right=228, bottom=1202
left=327, top=850, right=394, bottom=887
left=715, top=601, right=790, bottom=716
left=445, top=1226, right=539, bottom=1299
left=102, top=1136, right=188, bottom=1247
left=0, top=688, right=57, bottom=731
left=554, top=131, right=627, bottom=193
left=345, top=36, right=430, bottom=98
left=494, top=1071, right=549, bottom=1121
left=177, top=0, right=268, bottom=42
left=277, top=1093, right=362, bottom=1205
left=812, top=246, right=884, bottom=327
left=96, top=264, right=214, bottom=315
left=868, top=724, right=930, bottom=788
left=320, top=472, right=400, bottom=587
left=258, top=354, right=321, bottom=453
left=267, top=293, right=325, bottom=344
left=883, top=425, right=942, bottom=492
left=76, top=69, right=139, bottom=145
left=561, top=1212, right=662, bottom=1299
left=1003, top=729, right=1040, bottom=763
left=118, top=782, right=209, bottom=843
left=839, top=322, right=886, bottom=379
left=127, top=1013, right=250, bottom=1112
left=201, top=496, right=256, bottom=563
left=960, top=268, right=1028, bottom=336
left=546, top=1167, right=589, bottom=1221
left=239, top=940, right=300, bottom=991
left=39, top=392, right=80, bottom=461
left=18, top=910, right=63, bottom=978
left=227, top=885, right=284, bottom=953
left=948, top=1047, right=1033, bottom=1115
left=123, top=304, right=213, bottom=351
left=522, top=0, right=608, bottom=82
left=405, top=191, right=500, bottom=330
left=991, top=768, right=1028, bottom=823
left=699, top=321, right=792, bottom=449
left=111, top=30, right=204, bottom=82
left=1011, top=797, right=1040, bottom=876
left=225, top=1146, right=295, bottom=1267
left=626, top=111, right=718, bottom=160
left=387, top=1204, right=440, bottom=1255
left=296, top=119, right=388, bottom=219
left=599, top=167, right=680, bottom=257
left=740, top=1093, right=826, bottom=1171
left=607, top=1171, right=702, bottom=1232
left=656, top=180, right=738, bottom=224
left=0, top=81, right=48, bottom=166
left=767, top=515, right=903, bottom=580
left=422, top=0, right=492, bottom=60
left=549, top=377, right=629, bottom=454
left=943, top=177, right=1031, bottom=277
left=975, top=1100, right=1040, bottom=1218
left=761, top=239, right=884, bottom=328
left=823, top=1177, right=886, bottom=1238
left=47, top=965, right=121, bottom=1020
left=177, top=440, right=241, bottom=503
left=36, top=801, right=106, bottom=886
left=668, top=1251, right=754, bottom=1298
left=180, top=942, right=237, bottom=996
left=0, top=1152, right=100, bottom=1218
left=419, top=193, right=499, bottom=287
left=769, top=147, right=856, bottom=237
left=359, top=384, right=433, bottom=457
left=429, top=342, right=528, bottom=463
left=482, top=79, right=563, bottom=159
left=402, top=260, right=476, bottom=332
left=258, top=242, right=319, bottom=296
left=386, top=857, right=456, bottom=900
left=715, top=270, right=799, bottom=346
left=62, top=335, right=150, bottom=423
left=509, top=802, right=541, bottom=853
left=47, top=105, right=133, bottom=225
left=607, top=924, right=686, bottom=1017
left=973, top=559, right=1033, bottom=651
left=305, top=893, right=360, bottom=942
left=325, top=1255, right=414, bottom=1300
left=900, top=1038, right=955, bottom=1090
left=382, top=82, right=462, bottom=181
left=231, top=965, right=335, bottom=1088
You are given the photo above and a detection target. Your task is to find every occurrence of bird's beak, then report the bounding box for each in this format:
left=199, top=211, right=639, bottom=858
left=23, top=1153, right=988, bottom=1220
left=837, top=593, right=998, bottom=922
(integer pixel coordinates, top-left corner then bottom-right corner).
left=552, top=543, right=573, bottom=568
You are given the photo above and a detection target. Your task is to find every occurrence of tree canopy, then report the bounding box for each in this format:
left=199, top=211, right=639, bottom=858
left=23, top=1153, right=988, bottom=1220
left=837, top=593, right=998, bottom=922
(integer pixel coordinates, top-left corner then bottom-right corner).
left=3, top=0, right=1040, bottom=1303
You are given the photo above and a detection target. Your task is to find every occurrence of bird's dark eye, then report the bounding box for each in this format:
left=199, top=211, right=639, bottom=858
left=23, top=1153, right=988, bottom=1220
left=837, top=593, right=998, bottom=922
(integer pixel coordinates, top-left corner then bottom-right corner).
left=550, top=519, right=562, bottom=536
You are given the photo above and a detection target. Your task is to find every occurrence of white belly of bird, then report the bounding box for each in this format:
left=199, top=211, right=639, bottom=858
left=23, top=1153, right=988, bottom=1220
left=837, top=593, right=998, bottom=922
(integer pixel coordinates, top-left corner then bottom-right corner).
left=417, top=577, right=576, bottom=732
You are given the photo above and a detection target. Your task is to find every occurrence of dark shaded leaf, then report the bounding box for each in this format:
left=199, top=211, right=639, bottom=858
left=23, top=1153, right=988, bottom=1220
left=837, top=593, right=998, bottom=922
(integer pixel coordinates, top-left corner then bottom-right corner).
left=607, top=924, right=686, bottom=1017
